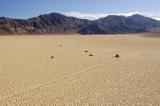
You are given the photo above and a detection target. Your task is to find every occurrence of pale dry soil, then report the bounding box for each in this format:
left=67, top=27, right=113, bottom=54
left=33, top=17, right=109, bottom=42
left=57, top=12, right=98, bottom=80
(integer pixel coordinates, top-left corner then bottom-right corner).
left=0, top=34, right=160, bottom=106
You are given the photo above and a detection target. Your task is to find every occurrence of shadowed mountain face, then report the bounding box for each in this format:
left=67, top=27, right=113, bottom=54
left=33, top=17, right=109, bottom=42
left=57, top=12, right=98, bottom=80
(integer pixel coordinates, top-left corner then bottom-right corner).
left=79, top=14, right=160, bottom=34
left=0, top=13, right=160, bottom=35
left=0, top=13, right=90, bottom=34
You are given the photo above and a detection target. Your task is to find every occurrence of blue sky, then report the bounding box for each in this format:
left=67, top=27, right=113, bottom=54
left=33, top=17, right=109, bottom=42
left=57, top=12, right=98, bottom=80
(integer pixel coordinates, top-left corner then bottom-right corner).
left=0, top=0, right=160, bottom=20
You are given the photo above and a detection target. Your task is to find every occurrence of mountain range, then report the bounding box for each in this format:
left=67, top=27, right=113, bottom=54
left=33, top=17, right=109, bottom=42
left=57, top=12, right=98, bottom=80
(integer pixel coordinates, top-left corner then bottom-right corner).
left=0, top=13, right=160, bottom=35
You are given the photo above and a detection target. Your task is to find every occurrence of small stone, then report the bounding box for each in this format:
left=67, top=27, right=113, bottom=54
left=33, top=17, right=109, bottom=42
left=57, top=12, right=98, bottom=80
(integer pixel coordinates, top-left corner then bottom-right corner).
left=115, top=54, right=120, bottom=58
left=89, top=54, right=93, bottom=56
left=50, top=56, right=54, bottom=58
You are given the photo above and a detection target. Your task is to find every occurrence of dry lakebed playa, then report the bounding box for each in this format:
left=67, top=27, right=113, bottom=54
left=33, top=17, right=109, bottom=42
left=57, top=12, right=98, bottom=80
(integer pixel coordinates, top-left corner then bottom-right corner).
left=0, top=34, right=160, bottom=106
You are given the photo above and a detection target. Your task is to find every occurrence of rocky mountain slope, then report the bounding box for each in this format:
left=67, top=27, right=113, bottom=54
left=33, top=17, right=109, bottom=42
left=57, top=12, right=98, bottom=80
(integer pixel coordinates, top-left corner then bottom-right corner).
left=0, top=13, right=160, bottom=34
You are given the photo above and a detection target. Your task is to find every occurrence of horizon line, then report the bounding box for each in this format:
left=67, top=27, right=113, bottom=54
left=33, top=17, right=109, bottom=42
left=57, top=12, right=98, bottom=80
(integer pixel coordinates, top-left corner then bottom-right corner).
left=0, top=11, right=160, bottom=21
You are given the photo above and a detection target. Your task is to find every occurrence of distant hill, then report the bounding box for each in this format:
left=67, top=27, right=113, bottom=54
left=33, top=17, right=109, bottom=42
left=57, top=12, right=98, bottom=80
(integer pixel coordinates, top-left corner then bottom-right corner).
left=79, top=14, right=160, bottom=34
left=0, top=13, right=160, bottom=35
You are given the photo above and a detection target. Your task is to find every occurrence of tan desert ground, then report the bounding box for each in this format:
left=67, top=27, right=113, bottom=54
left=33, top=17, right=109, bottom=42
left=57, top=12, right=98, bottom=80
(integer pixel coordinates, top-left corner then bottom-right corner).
left=0, top=34, right=160, bottom=106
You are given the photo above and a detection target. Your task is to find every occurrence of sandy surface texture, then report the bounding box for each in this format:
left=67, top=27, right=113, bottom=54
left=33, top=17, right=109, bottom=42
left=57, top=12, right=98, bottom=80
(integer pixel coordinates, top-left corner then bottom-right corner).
left=0, top=35, right=160, bottom=106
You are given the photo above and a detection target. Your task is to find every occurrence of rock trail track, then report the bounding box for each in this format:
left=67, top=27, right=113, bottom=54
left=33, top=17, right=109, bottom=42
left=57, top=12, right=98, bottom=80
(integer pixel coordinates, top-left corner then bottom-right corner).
left=0, top=35, right=160, bottom=106
left=1, top=54, right=160, bottom=106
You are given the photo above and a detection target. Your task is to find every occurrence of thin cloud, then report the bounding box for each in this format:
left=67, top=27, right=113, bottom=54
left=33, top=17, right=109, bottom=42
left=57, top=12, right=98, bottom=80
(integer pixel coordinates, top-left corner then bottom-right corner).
left=142, top=12, right=160, bottom=21
left=64, top=12, right=160, bottom=21
left=154, top=18, right=160, bottom=21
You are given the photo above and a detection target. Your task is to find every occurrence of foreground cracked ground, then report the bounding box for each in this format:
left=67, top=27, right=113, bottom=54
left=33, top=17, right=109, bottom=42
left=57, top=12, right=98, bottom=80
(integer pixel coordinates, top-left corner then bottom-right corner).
left=0, top=35, right=160, bottom=106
